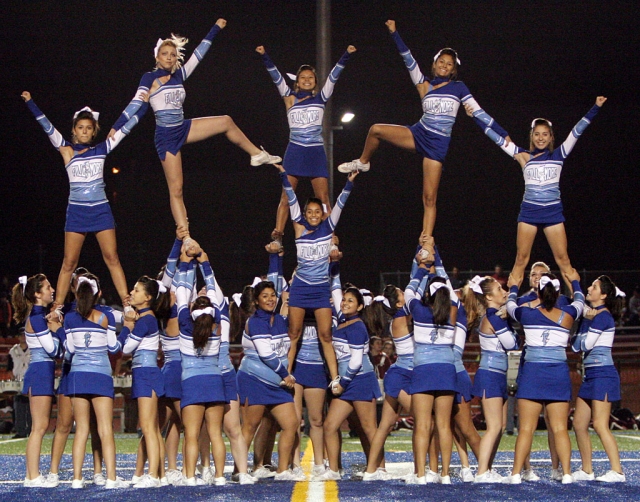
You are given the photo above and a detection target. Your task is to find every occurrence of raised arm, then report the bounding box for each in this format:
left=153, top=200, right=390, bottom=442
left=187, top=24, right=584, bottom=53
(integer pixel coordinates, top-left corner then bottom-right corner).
left=277, top=166, right=303, bottom=223
left=558, top=97, right=606, bottom=159
left=328, top=171, right=358, bottom=230
left=105, top=310, right=121, bottom=354
left=181, top=19, right=225, bottom=81
left=111, top=72, right=155, bottom=132
left=267, top=251, right=287, bottom=299
left=320, top=46, right=356, bottom=102
left=459, top=85, right=510, bottom=140
left=198, top=252, right=223, bottom=308
left=256, top=46, right=292, bottom=98
left=22, top=93, right=69, bottom=151
left=387, top=20, right=426, bottom=86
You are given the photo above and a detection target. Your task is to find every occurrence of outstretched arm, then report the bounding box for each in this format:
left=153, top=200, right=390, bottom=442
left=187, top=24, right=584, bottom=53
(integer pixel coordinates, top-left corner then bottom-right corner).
left=276, top=165, right=303, bottom=223
left=110, top=73, right=154, bottom=133
left=320, top=46, right=356, bottom=102
left=471, top=113, right=524, bottom=158
left=328, top=171, right=358, bottom=230
left=181, top=19, right=225, bottom=81
left=387, top=20, right=426, bottom=86
left=558, top=97, right=606, bottom=159
left=256, top=46, right=292, bottom=98
left=22, top=92, right=69, bottom=151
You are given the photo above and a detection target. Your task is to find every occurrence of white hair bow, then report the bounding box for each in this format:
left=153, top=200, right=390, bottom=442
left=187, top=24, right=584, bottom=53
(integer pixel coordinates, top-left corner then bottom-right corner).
left=74, top=106, right=99, bottom=121
left=469, top=275, right=484, bottom=295
left=156, top=280, right=167, bottom=298
left=192, top=306, right=215, bottom=320
left=154, top=38, right=164, bottom=58
left=531, top=117, right=552, bottom=129
left=251, top=277, right=263, bottom=288
left=615, top=287, right=626, bottom=298
left=429, top=282, right=448, bottom=296
left=232, top=293, right=243, bottom=307
left=539, top=276, right=560, bottom=291
left=360, top=289, right=372, bottom=306
left=77, top=276, right=98, bottom=295
left=433, top=48, right=461, bottom=66
left=373, top=295, right=391, bottom=309
left=18, top=275, right=27, bottom=293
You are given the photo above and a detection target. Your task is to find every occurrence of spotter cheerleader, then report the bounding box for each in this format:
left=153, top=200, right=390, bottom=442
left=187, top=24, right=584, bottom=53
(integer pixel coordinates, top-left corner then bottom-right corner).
left=255, top=44, right=356, bottom=246
left=110, top=19, right=281, bottom=230
left=338, top=20, right=508, bottom=242
left=22, top=92, right=143, bottom=306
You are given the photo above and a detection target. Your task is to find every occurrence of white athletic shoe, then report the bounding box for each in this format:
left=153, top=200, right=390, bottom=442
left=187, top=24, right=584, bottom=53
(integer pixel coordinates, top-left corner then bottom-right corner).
left=165, top=469, right=183, bottom=485
left=474, top=470, right=500, bottom=483
left=45, top=472, right=60, bottom=487
left=252, top=466, right=276, bottom=479
left=214, top=476, right=226, bottom=486
left=521, top=468, right=540, bottom=482
left=337, top=159, right=370, bottom=173
left=572, top=469, right=595, bottom=481
left=175, top=477, right=197, bottom=487
left=403, top=473, right=426, bottom=485
left=24, top=475, right=57, bottom=488
left=561, top=474, right=574, bottom=484
left=362, top=469, right=392, bottom=481
left=459, top=467, right=475, bottom=482
left=313, top=469, right=341, bottom=482
left=92, top=473, right=106, bottom=486
left=291, top=466, right=305, bottom=478
left=235, top=473, right=257, bottom=485
left=274, top=469, right=307, bottom=481
left=71, top=478, right=86, bottom=489
left=550, top=468, right=563, bottom=481
left=440, top=475, right=452, bottom=485
left=160, top=476, right=169, bottom=486
left=426, top=469, right=441, bottom=483
left=489, top=469, right=504, bottom=482
left=502, top=473, right=522, bottom=484
left=596, top=470, right=626, bottom=483
left=202, top=466, right=215, bottom=484
left=250, top=147, right=282, bottom=166
left=131, top=475, right=143, bottom=484
left=105, top=477, right=129, bottom=489
left=312, top=464, right=326, bottom=476
left=132, top=474, right=161, bottom=488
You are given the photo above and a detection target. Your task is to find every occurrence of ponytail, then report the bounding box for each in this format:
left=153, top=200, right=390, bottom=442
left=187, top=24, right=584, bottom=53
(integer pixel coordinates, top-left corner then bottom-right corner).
left=12, top=274, right=47, bottom=323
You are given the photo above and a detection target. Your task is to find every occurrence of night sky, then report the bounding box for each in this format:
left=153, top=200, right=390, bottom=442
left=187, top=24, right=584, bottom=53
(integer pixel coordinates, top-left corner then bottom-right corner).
left=2, top=1, right=639, bottom=301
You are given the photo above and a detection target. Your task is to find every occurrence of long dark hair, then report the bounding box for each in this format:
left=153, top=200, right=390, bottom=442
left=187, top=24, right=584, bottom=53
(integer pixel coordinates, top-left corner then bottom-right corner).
left=595, top=275, right=624, bottom=321
left=426, top=276, right=451, bottom=326
left=191, top=296, right=217, bottom=352
left=76, top=273, right=101, bottom=319
left=362, top=284, right=399, bottom=337
left=12, top=274, right=48, bottom=323
left=136, top=276, right=171, bottom=322
left=538, top=273, right=560, bottom=311
left=229, top=285, right=256, bottom=343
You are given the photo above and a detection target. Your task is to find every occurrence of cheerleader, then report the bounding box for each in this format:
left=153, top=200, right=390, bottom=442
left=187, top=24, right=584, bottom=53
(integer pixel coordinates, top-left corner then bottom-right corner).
left=316, top=287, right=381, bottom=481
left=273, top=163, right=358, bottom=391
left=237, top=280, right=301, bottom=481
left=463, top=276, right=518, bottom=483
left=109, top=19, right=281, bottom=231
left=118, top=277, right=171, bottom=488
left=571, top=276, right=626, bottom=483
left=403, top=247, right=460, bottom=484
left=21, top=92, right=143, bottom=307
left=64, top=274, right=127, bottom=489
left=11, top=274, right=63, bottom=487
left=503, top=270, right=584, bottom=484
left=468, top=96, right=607, bottom=288
left=255, top=44, right=356, bottom=247
left=338, top=20, right=509, bottom=240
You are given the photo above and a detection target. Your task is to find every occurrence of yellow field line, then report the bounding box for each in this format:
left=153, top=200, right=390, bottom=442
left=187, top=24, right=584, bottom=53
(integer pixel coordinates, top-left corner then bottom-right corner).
left=291, top=438, right=339, bottom=502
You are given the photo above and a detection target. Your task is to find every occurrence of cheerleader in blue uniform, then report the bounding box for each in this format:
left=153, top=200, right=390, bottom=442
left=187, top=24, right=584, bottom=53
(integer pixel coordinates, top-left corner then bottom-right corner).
left=403, top=249, right=460, bottom=484
left=468, top=96, right=607, bottom=288
left=317, top=288, right=381, bottom=481
left=463, top=276, right=518, bottom=483
left=64, top=274, right=127, bottom=489
left=338, top=20, right=509, bottom=240
left=21, top=92, right=143, bottom=307
left=274, top=164, right=358, bottom=392
left=118, top=277, right=171, bottom=488
left=571, top=276, right=626, bottom=483
left=110, top=18, right=280, bottom=231
left=11, top=274, right=63, bottom=487
left=255, top=44, right=356, bottom=246
left=237, top=280, right=301, bottom=481
left=173, top=248, right=227, bottom=486
left=503, top=270, right=584, bottom=484
left=196, top=251, right=255, bottom=484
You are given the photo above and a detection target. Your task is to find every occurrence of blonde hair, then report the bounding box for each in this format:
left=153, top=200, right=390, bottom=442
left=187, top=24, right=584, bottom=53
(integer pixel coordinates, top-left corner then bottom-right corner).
left=155, top=35, right=188, bottom=71
left=461, top=276, right=495, bottom=332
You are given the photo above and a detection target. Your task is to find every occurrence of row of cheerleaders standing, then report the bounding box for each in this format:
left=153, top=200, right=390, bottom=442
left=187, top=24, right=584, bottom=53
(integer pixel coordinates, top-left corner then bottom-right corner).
left=12, top=16, right=624, bottom=490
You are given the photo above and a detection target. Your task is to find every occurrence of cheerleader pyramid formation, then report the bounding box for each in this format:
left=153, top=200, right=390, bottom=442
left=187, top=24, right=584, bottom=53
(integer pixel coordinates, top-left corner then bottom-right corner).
left=14, top=17, right=626, bottom=490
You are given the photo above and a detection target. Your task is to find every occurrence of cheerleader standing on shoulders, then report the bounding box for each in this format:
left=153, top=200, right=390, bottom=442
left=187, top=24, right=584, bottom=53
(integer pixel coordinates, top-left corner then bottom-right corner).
left=571, top=276, right=626, bottom=483
left=463, top=276, right=518, bottom=483
left=503, top=269, right=584, bottom=484
left=316, top=287, right=382, bottom=481
left=12, top=275, right=63, bottom=487
left=467, top=96, right=607, bottom=288
left=403, top=244, right=460, bottom=484
left=237, top=280, right=301, bottom=481
left=255, top=44, right=356, bottom=246
left=22, top=91, right=144, bottom=307
left=172, top=247, right=228, bottom=486
left=109, top=19, right=280, bottom=231
left=64, top=274, right=128, bottom=489
left=118, top=277, right=171, bottom=488
left=338, top=20, right=509, bottom=242
left=274, top=163, right=358, bottom=395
